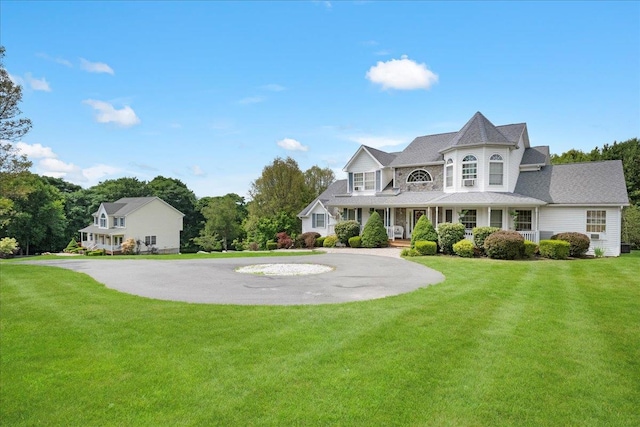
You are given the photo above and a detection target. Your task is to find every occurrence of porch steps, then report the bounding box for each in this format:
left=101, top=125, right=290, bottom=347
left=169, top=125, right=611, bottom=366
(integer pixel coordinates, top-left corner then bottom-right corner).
left=389, top=239, right=411, bottom=248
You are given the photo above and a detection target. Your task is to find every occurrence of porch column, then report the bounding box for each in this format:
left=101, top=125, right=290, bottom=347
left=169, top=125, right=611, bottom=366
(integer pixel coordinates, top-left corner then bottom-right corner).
left=435, top=206, right=439, bottom=228
left=488, top=207, right=492, bottom=227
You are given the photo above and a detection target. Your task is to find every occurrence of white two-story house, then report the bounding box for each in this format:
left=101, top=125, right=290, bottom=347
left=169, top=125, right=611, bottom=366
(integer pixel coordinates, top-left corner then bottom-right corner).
left=79, top=197, right=184, bottom=254
left=298, top=112, right=630, bottom=256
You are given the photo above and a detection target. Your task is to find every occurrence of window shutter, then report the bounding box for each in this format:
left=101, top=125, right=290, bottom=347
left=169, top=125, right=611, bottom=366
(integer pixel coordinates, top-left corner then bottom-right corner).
left=312, top=214, right=316, bottom=228
left=348, top=173, right=353, bottom=193
left=357, top=208, right=362, bottom=224
left=376, top=170, right=381, bottom=192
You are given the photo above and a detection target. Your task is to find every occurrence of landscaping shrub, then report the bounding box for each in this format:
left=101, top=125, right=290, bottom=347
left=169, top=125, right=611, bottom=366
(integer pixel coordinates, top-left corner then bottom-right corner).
left=401, top=248, right=420, bottom=257
left=524, top=240, right=538, bottom=258
left=266, top=241, right=278, bottom=250
left=484, top=230, right=525, bottom=260
left=437, top=222, right=466, bottom=255
left=64, top=238, right=80, bottom=253
left=348, top=236, right=362, bottom=248
left=539, top=239, right=570, bottom=259
left=296, top=232, right=320, bottom=249
left=121, top=238, right=136, bottom=255
left=472, top=226, right=500, bottom=252
left=361, top=212, right=389, bottom=248
left=410, top=215, right=438, bottom=248
left=87, top=249, right=106, bottom=256
left=335, top=220, right=361, bottom=246
left=0, top=237, right=19, bottom=259
left=415, top=240, right=437, bottom=256
left=323, top=235, right=338, bottom=248
left=551, top=232, right=590, bottom=257
left=276, top=232, right=294, bottom=249
left=315, top=236, right=326, bottom=247
left=453, top=239, right=475, bottom=258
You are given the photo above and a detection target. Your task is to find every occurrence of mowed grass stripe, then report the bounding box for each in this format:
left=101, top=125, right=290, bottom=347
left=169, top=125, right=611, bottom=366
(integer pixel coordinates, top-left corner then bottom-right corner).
left=1, top=254, right=639, bottom=426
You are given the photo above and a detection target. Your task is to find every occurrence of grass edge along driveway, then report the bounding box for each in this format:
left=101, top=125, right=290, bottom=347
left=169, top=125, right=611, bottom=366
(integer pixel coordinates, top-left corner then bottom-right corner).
left=1, top=252, right=639, bottom=426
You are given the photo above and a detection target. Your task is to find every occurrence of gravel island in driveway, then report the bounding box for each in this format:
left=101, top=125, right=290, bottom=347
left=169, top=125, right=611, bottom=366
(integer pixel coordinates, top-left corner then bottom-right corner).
left=25, top=253, right=444, bottom=305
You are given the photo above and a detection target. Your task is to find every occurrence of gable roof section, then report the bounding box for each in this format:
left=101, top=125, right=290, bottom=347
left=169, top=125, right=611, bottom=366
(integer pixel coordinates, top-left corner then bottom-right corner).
left=96, top=197, right=185, bottom=217
left=515, top=160, right=629, bottom=205
left=343, top=145, right=397, bottom=170
left=298, top=180, right=348, bottom=217
left=102, top=203, right=126, bottom=214
left=521, top=146, right=550, bottom=166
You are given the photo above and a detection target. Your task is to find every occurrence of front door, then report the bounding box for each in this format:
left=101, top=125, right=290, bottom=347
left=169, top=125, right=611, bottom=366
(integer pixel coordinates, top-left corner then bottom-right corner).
left=409, top=209, right=426, bottom=237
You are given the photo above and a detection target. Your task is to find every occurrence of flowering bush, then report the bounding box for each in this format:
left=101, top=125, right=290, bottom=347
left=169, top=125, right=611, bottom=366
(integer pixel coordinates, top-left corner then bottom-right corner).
left=121, top=238, right=136, bottom=255
left=276, top=232, right=294, bottom=249
left=0, top=237, right=19, bottom=258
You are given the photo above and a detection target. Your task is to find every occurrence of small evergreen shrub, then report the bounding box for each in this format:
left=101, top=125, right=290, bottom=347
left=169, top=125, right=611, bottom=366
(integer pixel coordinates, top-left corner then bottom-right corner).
left=484, top=230, right=525, bottom=260
left=296, top=232, right=321, bottom=249
left=410, top=215, right=438, bottom=248
left=401, top=248, right=420, bottom=257
left=315, top=236, right=326, bottom=247
left=335, top=220, right=361, bottom=246
left=361, top=212, right=389, bottom=248
left=266, top=241, right=278, bottom=250
left=539, top=239, right=570, bottom=259
left=551, top=232, right=590, bottom=257
left=472, top=226, right=500, bottom=252
left=276, top=232, right=293, bottom=249
left=87, top=249, right=106, bottom=256
left=415, top=240, right=437, bottom=256
left=453, top=239, right=475, bottom=258
left=524, top=240, right=538, bottom=258
left=0, top=237, right=19, bottom=258
left=64, top=237, right=80, bottom=253
left=437, top=222, right=466, bottom=255
left=323, top=235, right=338, bottom=248
left=348, top=236, right=362, bottom=248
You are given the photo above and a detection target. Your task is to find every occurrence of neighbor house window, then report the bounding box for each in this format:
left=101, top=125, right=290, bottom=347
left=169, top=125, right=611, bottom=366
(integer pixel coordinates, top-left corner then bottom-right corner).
left=445, top=159, right=453, bottom=187
left=119, top=217, right=125, bottom=227
left=94, top=216, right=98, bottom=225
left=587, top=210, right=606, bottom=233
left=514, top=210, right=532, bottom=231
left=490, top=210, right=503, bottom=228
left=99, top=213, right=107, bottom=228
left=312, top=213, right=326, bottom=228
left=144, top=236, right=157, bottom=246
left=445, top=209, right=453, bottom=223
left=489, top=154, right=504, bottom=185
left=353, top=172, right=375, bottom=191
left=462, top=155, right=477, bottom=182
left=460, top=209, right=477, bottom=229
left=407, top=169, right=432, bottom=183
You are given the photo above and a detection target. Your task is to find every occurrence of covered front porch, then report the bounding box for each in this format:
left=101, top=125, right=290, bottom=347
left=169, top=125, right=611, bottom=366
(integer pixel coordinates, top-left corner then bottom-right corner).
left=79, top=225, right=125, bottom=255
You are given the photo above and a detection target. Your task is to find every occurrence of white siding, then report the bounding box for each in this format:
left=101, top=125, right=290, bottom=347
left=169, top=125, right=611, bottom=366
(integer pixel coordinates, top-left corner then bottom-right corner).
left=348, top=150, right=379, bottom=172
left=481, top=147, right=510, bottom=192
left=301, top=204, right=338, bottom=237
left=381, top=167, right=394, bottom=190
left=507, top=134, right=526, bottom=192
left=538, top=206, right=622, bottom=256
left=125, top=199, right=183, bottom=253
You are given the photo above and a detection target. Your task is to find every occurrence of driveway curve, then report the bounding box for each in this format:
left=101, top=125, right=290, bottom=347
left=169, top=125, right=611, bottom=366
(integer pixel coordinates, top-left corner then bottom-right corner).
left=26, top=253, right=444, bottom=305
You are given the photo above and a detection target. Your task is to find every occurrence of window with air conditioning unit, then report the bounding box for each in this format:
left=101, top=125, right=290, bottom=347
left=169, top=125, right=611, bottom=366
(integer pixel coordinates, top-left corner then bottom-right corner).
left=463, top=179, right=475, bottom=187
left=590, top=233, right=601, bottom=240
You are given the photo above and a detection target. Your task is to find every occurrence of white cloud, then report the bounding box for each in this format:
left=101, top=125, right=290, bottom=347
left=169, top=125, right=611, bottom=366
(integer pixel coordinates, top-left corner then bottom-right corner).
left=16, top=142, right=56, bottom=158
left=192, top=165, right=206, bottom=176
left=80, top=58, right=115, bottom=75
left=238, top=96, right=266, bottom=105
left=277, top=138, right=309, bottom=152
left=82, top=164, right=121, bottom=181
left=348, top=135, right=407, bottom=149
left=25, top=73, right=51, bottom=92
left=36, top=53, right=73, bottom=67
left=366, top=55, right=438, bottom=90
left=83, top=99, right=141, bottom=127
left=261, top=83, right=286, bottom=92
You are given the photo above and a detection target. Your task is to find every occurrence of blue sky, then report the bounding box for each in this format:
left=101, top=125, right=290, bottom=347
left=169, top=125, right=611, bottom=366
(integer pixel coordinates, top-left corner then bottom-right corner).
left=3, top=1, right=639, bottom=198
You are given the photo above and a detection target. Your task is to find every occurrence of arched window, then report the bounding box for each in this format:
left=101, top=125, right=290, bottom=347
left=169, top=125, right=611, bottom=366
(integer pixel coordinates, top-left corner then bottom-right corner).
left=462, top=155, right=477, bottom=183
left=489, top=153, right=504, bottom=185
left=407, top=169, right=432, bottom=183
left=445, top=158, right=453, bottom=187
left=99, top=213, right=107, bottom=228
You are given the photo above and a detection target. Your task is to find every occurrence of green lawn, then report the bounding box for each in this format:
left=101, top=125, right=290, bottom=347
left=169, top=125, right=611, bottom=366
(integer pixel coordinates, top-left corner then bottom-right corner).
left=1, top=252, right=639, bottom=426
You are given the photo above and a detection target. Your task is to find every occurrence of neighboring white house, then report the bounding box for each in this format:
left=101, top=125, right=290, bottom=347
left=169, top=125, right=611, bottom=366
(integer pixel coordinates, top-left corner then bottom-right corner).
left=79, top=197, right=184, bottom=254
left=298, top=112, right=630, bottom=256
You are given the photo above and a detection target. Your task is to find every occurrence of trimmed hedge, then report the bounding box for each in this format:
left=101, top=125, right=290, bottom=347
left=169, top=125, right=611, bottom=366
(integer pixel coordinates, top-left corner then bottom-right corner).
left=315, top=236, right=326, bottom=247
left=410, top=215, right=438, bottom=248
left=348, top=236, right=362, bottom=248
left=266, top=241, right=278, bottom=250
left=335, top=220, right=361, bottom=246
left=551, top=232, right=590, bottom=257
left=401, top=248, right=420, bottom=257
left=415, top=240, right=437, bottom=256
left=472, top=227, right=500, bottom=252
left=524, top=240, right=538, bottom=258
left=361, top=212, right=389, bottom=248
left=484, top=230, right=525, bottom=260
left=453, top=239, right=475, bottom=258
left=323, top=235, right=338, bottom=248
left=539, top=239, right=570, bottom=259
left=437, top=222, right=466, bottom=255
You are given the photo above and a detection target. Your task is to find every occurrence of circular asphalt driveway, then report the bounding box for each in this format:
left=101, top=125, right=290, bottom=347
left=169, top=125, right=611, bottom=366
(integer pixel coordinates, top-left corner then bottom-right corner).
left=26, top=253, right=444, bottom=305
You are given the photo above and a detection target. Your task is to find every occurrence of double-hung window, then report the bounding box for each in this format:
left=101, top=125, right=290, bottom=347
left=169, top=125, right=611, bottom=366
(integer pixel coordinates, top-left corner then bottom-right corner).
left=460, top=209, right=477, bottom=230
left=462, top=155, right=477, bottom=185
left=145, top=236, right=157, bottom=246
left=514, top=210, right=532, bottom=231
left=445, top=159, right=453, bottom=187
left=586, top=210, right=606, bottom=233
left=312, top=213, right=326, bottom=228
left=353, top=172, right=375, bottom=191
left=99, top=213, right=107, bottom=228
left=489, top=154, right=504, bottom=185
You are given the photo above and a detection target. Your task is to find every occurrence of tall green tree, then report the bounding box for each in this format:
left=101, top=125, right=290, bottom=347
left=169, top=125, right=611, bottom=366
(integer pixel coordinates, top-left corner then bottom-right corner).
left=304, top=165, right=335, bottom=199
left=85, top=177, right=149, bottom=214
left=196, top=194, right=242, bottom=251
left=248, top=157, right=308, bottom=219
left=148, top=176, right=198, bottom=249
left=0, top=46, right=32, bottom=143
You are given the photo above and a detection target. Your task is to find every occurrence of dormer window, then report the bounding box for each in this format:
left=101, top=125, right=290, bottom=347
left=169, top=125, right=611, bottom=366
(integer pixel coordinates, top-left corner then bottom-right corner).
left=462, top=155, right=477, bottom=185
left=99, top=213, right=107, bottom=228
left=445, top=159, right=453, bottom=187
left=489, top=154, right=504, bottom=185
left=353, top=172, right=375, bottom=191
left=407, top=169, right=432, bottom=183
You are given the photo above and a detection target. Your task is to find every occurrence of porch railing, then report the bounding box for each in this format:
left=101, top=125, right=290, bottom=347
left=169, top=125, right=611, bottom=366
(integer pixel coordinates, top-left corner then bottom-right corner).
left=463, top=230, right=540, bottom=243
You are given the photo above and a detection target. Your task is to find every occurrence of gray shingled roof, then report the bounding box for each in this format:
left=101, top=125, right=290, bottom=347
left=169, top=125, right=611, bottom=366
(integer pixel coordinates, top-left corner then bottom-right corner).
left=102, top=203, right=126, bottom=214
left=515, top=160, right=629, bottom=205
left=521, top=146, right=550, bottom=165
left=93, top=197, right=184, bottom=217
left=79, top=224, right=127, bottom=235
left=363, top=146, right=397, bottom=166
left=447, top=112, right=512, bottom=147
left=298, top=180, right=348, bottom=217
